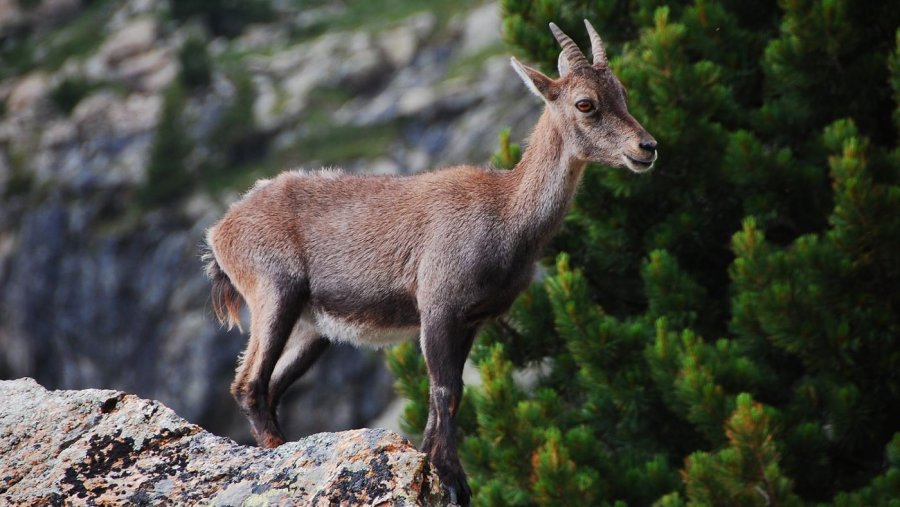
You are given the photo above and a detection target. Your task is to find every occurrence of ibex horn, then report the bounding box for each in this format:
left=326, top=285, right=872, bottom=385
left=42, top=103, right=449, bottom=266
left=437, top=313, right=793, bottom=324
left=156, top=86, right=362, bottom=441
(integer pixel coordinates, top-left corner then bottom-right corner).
left=584, top=19, right=608, bottom=68
left=549, top=22, right=589, bottom=70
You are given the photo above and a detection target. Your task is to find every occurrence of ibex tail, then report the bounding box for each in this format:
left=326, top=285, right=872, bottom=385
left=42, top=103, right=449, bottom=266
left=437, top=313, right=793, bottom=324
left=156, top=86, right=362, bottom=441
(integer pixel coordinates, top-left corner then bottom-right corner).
left=202, top=244, right=243, bottom=332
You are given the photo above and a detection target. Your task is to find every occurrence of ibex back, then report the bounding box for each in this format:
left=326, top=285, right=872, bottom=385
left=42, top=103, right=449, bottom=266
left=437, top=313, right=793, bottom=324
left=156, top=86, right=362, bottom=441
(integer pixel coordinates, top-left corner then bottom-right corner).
left=204, top=20, right=656, bottom=506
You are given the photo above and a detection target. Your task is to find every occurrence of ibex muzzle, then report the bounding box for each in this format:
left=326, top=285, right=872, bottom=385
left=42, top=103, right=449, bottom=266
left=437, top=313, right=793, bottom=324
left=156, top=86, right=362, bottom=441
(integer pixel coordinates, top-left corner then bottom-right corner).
left=204, top=20, right=655, bottom=506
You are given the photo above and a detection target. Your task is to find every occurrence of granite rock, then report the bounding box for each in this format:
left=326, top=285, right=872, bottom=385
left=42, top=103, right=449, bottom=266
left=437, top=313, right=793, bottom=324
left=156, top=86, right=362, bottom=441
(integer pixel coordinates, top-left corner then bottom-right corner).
left=0, top=378, right=449, bottom=506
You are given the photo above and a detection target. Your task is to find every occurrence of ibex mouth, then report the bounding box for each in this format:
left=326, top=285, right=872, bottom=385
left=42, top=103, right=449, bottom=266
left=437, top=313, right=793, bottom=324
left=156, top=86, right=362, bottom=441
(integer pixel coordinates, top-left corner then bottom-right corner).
left=623, top=153, right=656, bottom=173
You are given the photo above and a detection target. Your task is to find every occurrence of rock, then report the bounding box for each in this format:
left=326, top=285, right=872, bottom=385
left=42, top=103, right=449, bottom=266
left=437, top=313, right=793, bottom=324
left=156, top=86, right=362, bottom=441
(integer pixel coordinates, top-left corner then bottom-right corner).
left=115, top=47, right=177, bottom=93
left=252, top=76, right=281, bottom=130
left=136, top=58, right=177, bottom=93
left=81, top=52, right=110, bottom=83
left=108, top=0, right=161, bottom=31
left=0, top=151, right=7, bottom=193
left=234, top=24, right=287, bottom=53
left=404, top=148, right=431, bottom=173
left=335, top=31, right=386, bottom=91
left=38, top=118, right=77, bottom=148
left=93, top=16, right=178, bottom=93
left=7, top=72, right=49, bottom=112
left=80, top=90, right=161, bottom=132
left=292, top=4, right=346, bottom=31
left=0, top=0, right=84, bottom=35
left=100, top=18, right=157, bottom=65
left=397, top=86, right=439, bottom=117
left=379, top=24, right=419, bottom=69
left=250, top=35, right=337, bottom=129
left=407, top=12, right=437, bottom=41
left=28, top=91, right=162, bottom=187
left=0, top=0, right=23, bottom=33
left=457, top=2, right=502, bottom=55
left=339, top=78, right=480, bottom=127
left=374, top=12, right=437, bottom=74
left=0, top=378, right=449, bottom=506
left=369, top=157, right=401, bottom=175
left=87, top=15, right=178, bottom=92
left=31, top=0, right=82, bottom=31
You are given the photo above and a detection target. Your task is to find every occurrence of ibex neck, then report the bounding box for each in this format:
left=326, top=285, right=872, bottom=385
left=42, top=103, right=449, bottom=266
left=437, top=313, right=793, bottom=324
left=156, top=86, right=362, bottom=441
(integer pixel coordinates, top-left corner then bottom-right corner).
left=507, top=110, right=586, bottom=245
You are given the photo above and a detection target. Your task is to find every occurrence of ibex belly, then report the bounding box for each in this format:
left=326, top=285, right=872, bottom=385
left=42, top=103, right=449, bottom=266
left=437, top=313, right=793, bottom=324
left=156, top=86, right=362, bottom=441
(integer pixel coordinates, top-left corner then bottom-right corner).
left=310, top=310, right=419, bottom=347
left=306, top=285, right=421, bottom=348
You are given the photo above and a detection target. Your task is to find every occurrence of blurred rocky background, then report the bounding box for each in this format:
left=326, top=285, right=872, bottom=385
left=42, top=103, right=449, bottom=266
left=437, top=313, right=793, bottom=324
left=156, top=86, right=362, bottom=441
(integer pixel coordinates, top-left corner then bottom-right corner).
left=0, top=0, right=534, bottom=444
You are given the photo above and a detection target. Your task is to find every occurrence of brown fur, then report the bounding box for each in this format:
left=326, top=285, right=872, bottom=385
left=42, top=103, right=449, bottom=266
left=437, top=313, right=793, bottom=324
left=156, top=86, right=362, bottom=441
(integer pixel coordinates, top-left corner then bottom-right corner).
left=203, top=21, right=656, bottom=506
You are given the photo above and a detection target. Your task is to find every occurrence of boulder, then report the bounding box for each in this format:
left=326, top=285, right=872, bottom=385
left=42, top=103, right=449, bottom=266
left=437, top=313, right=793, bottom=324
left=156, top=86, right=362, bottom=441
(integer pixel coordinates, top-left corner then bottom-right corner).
left=0, top=378, right=449, bottom=506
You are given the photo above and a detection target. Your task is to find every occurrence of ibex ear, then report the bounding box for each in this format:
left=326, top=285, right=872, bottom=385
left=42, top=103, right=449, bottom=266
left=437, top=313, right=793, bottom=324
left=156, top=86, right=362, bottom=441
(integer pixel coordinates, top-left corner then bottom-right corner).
left=557, top=51, right=570, bottom=77
left=510, top=57, right=554, bottom=101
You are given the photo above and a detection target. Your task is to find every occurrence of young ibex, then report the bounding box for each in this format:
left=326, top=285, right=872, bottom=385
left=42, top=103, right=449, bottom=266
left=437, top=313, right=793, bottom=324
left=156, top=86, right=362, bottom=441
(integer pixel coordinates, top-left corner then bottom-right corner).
left=204, top=20, right=656, bottom=505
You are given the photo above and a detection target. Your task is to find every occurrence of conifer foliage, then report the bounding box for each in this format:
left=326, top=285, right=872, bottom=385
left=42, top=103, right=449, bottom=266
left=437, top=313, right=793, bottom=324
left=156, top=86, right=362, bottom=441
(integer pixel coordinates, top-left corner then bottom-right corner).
left=388, top=0, right=900, bottom=504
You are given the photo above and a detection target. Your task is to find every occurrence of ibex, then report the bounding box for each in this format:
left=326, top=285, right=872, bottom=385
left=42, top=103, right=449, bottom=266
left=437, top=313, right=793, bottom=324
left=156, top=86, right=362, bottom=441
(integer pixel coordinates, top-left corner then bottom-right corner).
left=204, top=20, right=656, bottom=505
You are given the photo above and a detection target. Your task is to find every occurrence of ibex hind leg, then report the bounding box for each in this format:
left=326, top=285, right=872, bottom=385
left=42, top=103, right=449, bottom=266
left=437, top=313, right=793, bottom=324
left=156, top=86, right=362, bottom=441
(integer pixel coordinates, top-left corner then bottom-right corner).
left=267, top=318, right=330, bottom=423
left=231, top=276, right=308, bottom=448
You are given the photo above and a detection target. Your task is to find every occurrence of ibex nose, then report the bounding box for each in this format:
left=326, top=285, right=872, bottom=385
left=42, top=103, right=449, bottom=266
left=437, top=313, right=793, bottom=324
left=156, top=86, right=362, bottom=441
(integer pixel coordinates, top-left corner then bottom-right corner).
left=639, top=139, right=657, bottom=154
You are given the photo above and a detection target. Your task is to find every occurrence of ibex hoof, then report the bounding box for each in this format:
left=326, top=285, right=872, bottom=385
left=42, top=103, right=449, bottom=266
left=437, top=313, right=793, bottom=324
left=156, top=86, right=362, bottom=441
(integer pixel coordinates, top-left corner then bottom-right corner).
left=261, top=433, right=285, bottom=448
left=443, top=481, right=471, bottom=507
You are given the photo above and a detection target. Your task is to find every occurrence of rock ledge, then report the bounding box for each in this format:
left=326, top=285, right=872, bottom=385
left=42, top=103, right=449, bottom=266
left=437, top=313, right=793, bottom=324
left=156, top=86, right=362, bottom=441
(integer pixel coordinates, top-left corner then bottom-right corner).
left=0, top=378, right=447, bottom=506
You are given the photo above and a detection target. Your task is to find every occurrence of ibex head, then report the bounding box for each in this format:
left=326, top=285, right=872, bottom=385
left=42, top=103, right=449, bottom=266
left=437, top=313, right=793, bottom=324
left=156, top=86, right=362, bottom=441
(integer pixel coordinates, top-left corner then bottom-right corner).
left=511, top=20, right=657, bottom=173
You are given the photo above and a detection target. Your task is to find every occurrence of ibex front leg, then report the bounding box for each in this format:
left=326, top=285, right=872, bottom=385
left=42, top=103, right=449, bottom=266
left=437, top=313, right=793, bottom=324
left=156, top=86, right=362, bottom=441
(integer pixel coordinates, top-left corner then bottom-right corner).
left=420, top=309, right=476, bottom=506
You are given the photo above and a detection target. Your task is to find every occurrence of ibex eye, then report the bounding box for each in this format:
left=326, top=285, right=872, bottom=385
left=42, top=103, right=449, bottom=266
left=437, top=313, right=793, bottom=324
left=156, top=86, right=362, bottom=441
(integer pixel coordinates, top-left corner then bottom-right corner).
left=575, top=100, right=594, bottom=113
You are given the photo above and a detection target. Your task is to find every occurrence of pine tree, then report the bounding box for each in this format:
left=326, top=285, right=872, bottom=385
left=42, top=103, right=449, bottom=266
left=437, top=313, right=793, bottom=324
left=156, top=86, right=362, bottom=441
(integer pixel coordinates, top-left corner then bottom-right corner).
left=388, top=0, right=900, bottom=504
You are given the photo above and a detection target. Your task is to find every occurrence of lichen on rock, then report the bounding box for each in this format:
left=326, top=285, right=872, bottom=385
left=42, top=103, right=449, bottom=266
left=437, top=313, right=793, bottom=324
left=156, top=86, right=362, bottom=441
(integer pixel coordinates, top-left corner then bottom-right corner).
left=0, top=378, right=448, bottom=506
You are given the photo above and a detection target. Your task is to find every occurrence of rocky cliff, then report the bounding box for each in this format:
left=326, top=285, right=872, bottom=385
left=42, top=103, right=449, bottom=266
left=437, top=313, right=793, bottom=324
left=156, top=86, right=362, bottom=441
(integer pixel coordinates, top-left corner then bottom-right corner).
left=0, top=0, right=531, bottom=441
left=0, top=378, right=449, bottom=505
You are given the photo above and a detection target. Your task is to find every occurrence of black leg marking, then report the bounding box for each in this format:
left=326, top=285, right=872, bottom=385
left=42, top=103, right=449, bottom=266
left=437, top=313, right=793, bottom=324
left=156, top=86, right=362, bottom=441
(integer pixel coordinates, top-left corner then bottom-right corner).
left=419, top=310, right=477, bottom=507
